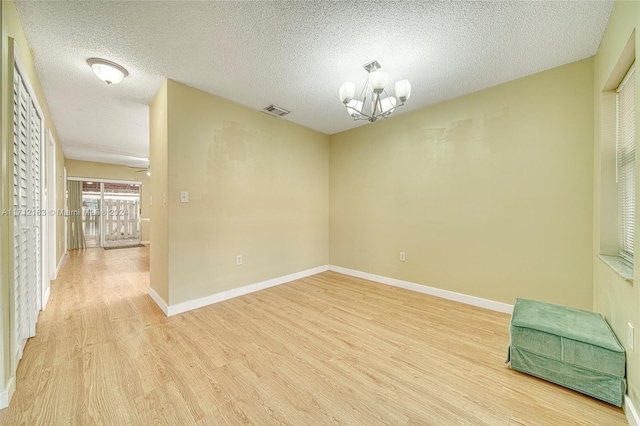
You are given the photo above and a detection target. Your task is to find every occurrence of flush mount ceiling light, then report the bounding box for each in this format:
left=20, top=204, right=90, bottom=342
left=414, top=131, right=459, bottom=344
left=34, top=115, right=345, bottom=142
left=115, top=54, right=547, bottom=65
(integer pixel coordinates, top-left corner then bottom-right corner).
left=339, top=60, right=411, bottom=122
left=87, top=58, right=129, bottom=85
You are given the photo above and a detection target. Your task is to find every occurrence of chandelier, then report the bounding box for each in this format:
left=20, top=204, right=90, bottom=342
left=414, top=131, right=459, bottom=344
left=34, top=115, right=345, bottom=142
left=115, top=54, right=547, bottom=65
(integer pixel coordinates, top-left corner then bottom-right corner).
left=339, top=60, right=411, bottom=122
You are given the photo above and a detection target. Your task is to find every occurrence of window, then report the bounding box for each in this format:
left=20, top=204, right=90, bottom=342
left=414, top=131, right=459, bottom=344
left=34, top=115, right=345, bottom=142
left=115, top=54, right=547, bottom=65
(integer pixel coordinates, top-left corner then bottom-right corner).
left=617, top=63, right=636, bottom=264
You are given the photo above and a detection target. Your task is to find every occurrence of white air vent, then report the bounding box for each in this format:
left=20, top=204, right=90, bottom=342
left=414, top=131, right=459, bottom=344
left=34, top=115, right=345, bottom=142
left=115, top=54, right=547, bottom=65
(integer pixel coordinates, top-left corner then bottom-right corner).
left=262, top=104, right=290, bottom=117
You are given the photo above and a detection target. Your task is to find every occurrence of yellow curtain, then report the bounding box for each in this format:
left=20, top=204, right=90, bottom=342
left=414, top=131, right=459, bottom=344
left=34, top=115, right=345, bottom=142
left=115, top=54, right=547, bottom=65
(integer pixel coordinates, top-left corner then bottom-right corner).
left=67, top=180, right=86, bottom=250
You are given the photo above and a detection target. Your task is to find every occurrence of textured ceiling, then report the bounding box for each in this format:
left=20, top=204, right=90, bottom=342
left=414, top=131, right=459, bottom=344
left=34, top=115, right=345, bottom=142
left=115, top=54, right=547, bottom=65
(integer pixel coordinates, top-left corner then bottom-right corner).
left=15, top=1, right=613, bottom=167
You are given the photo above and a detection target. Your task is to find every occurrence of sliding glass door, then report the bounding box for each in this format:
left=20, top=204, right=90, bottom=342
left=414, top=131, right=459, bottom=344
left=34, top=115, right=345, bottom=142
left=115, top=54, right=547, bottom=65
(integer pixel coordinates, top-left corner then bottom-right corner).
left=79, top=180, right=141, bottom=248
left=103, top=182, right=140, bottom=246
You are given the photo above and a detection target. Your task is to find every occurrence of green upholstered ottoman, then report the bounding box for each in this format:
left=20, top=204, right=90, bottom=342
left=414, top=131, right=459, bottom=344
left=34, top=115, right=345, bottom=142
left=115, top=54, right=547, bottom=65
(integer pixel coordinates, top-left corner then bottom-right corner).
left=507, top=298, right=626, bottom=406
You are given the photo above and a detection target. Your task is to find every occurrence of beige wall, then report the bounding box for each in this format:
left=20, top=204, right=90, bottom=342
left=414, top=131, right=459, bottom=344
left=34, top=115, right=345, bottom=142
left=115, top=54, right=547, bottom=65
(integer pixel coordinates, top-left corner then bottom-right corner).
left=149, top=81, right=169, bottom=303
left=593, top=0, right=639, bottom=411
left=330, top=58, right=594, bottom=309
left=1, top=0, right=65, bottom=398
left=65, top=159, right=151, bottom=242
left=150, top=80, right=330, bottom=306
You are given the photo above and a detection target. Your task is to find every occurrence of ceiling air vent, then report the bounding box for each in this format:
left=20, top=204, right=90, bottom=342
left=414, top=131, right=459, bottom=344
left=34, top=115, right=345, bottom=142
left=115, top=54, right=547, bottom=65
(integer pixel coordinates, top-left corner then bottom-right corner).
left=262, top=104, right=290, bottom=117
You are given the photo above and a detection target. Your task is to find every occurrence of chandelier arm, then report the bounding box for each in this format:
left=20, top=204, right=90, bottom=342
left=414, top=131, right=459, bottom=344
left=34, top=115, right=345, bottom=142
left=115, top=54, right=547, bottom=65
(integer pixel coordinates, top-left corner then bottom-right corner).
left=372, top=92, right=379, bottom=117
left=372, top=91, right=388, bottom=118
left=360, top=78, right=370, bottom=112
left=343, top=104, right=373, bottom=120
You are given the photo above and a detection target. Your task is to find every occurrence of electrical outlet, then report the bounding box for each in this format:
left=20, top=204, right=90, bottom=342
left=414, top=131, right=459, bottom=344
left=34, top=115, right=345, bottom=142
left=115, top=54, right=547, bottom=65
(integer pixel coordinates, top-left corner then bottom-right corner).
left=236, top=255, right=243, bottom=266
left=180, top=191, right=189, bottom=203
left=400, top=252, right=406, bottom=262
left=629, top=323, right=635, bottom=350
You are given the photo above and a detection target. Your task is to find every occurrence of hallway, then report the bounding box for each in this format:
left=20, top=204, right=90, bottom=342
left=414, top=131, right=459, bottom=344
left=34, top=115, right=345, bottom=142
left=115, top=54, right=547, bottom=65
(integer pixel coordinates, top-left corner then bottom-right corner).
left=0, top=247, right=154, bottom=424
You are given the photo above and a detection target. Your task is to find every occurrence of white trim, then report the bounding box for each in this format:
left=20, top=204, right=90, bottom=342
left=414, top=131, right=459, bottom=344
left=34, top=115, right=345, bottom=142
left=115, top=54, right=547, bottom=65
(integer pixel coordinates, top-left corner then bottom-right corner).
left=100, top=182, right=105, bottom=248
left=0, top=376, right=16, bottom=410
left=329, top=265, right=514, bottom=314
left=42, top=285, right=51, bottom=311
left=0, top=388, right=6, bottom=410
left=148, top=287, right=169, bottom=316
left=626, top=395, right=640, bottom=426
left=48, top=130, right=57, bottom=280
left=64, top=167, right=68, bottom=254
left=56, top=252, right=67, bottom=276
left=140, top=240, right=150, bottom=245
left=163, top=265, right=329, bottom=317
left=67, top=176, right=142, bottom=185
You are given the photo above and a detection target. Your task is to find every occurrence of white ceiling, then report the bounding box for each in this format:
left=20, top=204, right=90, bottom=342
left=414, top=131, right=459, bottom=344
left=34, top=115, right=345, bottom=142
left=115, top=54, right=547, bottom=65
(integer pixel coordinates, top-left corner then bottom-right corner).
left=15, top=1, right=613, bottom=168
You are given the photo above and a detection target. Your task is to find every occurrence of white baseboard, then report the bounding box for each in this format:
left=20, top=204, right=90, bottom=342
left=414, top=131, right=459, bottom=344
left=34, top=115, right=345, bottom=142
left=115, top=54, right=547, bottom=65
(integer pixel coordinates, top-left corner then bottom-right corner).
left=0, top=376, right=16, bottom=410
left=42, top=285, right=51, bottom=310
left=147, top=263, right=511, bottom=317
left=164, top=265, right=329, bottom=317
left=140, top=240, right=150, bottom=245
left=148, top=287, right=169, bottom=316
left=56, top=252, right=67, bottom=276
left=626, top=395, right=640, bottom=426
left=329, top=265, right=514, bottom=314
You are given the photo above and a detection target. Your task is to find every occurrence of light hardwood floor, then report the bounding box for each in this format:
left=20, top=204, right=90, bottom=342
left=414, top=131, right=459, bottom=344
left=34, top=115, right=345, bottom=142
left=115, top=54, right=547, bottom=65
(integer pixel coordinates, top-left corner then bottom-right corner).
left=0, top=246, right=627, bottom=425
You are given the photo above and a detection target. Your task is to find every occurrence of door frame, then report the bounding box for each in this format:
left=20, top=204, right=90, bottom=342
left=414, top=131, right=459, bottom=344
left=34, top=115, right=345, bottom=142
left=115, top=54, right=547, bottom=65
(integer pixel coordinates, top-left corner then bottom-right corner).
left=63, top=167, right=67, bottom=254
left=44, top=130, right=57, bottom=309
left=67, top=177, right=142, bottom=247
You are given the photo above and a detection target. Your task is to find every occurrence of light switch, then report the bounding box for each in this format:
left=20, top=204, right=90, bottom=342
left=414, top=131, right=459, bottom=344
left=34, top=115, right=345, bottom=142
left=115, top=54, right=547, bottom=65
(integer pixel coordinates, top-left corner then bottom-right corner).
left=180, top=191, right=189, bottom=203
left=163, top=192, right=167, bottom=204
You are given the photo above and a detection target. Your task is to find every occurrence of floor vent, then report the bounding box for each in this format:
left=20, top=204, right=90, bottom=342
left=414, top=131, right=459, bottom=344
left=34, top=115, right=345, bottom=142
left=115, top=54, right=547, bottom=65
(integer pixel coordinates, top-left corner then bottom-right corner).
left=262, top=104, right=290, bottom=117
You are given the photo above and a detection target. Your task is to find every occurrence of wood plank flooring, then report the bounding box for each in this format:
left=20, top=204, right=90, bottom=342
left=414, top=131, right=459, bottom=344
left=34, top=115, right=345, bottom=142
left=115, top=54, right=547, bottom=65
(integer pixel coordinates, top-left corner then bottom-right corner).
left=0, top=246, right=627, bottom=425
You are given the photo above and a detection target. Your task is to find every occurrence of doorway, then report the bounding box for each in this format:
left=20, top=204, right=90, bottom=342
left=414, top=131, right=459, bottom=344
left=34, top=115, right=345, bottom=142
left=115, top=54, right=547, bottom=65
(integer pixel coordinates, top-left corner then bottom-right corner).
left=78, top=180, right=141, bottom=248
left=103, top=182, right=141, bottom=247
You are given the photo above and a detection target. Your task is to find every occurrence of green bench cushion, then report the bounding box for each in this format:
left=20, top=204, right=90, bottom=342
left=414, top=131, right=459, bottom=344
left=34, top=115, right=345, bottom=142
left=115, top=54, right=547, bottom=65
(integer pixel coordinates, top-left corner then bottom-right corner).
left=508, top=298, right=626, bottom=406
left=511, top=298, right=625, bottom=352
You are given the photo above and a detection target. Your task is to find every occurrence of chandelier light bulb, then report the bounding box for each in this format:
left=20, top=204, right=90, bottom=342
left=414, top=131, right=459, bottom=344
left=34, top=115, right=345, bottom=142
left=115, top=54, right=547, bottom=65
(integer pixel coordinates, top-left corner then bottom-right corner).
left=395, top=79, right=412, bottom=102
left=339, top=82, right=356, bottom=103
left=347, top=99, right=363, bottom=117
left=370, top=70, right=389, bottom=91
left=380, top=96, right=397, bottom=114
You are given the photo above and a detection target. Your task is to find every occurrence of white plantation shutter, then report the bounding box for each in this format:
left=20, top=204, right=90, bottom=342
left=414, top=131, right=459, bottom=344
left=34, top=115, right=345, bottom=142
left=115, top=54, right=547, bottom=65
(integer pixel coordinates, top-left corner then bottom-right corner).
left=12, top=60, right=43, bottom=364
left=12, top=71, right=23, bottom=354
left=13, top=68, right=31, bottom=357
left=617, top=63, right=636, bottom=264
